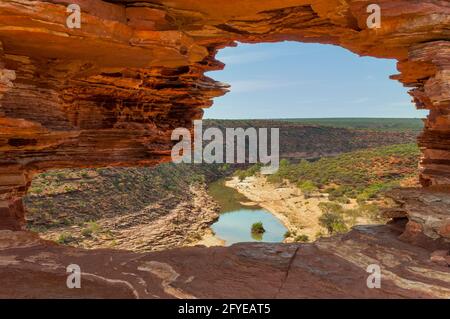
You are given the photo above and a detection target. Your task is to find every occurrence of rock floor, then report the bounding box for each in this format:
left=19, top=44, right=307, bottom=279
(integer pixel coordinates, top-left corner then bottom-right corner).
left=1, top=223, right=448, bottom=298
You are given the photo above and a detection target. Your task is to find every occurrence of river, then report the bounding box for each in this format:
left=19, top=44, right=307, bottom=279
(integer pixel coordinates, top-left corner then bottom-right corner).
left=207, top=179, right=287, bottom=246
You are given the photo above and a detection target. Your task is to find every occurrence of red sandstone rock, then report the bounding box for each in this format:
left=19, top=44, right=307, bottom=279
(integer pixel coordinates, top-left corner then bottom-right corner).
left=0, top=225, right=449, bottom=298
left=0, top=0, right=449, bottom=236
left=430, top=250, right=450, bottom=267
left=387, top=188, right=450, bottom=243
left=439, top=221, right=450, bottom=239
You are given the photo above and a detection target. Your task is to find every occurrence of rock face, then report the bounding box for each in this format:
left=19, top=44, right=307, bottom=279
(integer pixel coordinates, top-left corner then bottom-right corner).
left=387, top=188, right=450, bottom=243
left=0, top=223, right=449, bottom=298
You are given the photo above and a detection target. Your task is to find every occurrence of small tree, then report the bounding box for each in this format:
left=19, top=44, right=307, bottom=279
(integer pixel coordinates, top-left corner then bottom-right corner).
left=295, top=234, right=309, bottom=242
left=251, top=222, right=265, bottom=234
left=57, top=233, right=76, bottom=244
left=318, top=202, right=343, bottom=214
left=319, top=212, right=348, bottom=235
left=297, top=180, right=317, bottom=197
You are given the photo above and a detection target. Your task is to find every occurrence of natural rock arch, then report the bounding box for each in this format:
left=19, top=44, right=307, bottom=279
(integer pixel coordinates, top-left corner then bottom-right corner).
left=0, top=1, right=449, bottom=238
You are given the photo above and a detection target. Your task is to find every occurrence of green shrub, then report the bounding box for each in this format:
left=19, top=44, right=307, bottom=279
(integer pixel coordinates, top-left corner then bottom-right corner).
left=64, top=185, right=76, bottom=192
left=315, top=231, right=325, bottom=238
left=318, top=202, right=343, bottom=214
left=265, top=144, right=419, bottom=200
left=297, top=180, right=317, bottom=196
left=85, top=221, right=101, bottom=234
left=359, top=203, right=382, bottom=221
left=190, top=174, right=205, bottom=184
left=81, top=228, right=93, bottom=237
left=57, top=233, right=76, bottom=244
left=251, top=222, right=265, bottom=234
left=319, top=212, right=348, bottom=234
left=335, top=196, right=350, bottom=204
left=331, top=222, right=348, bottom=234
left=295, top=234, right=309, bottom=242
left=60, top=218, right=72, bottom=226
left=56, top=172, right=65, bottom=180
left=234, top=163, right=263, bottom=181
left=31, top=187, right=43, bottom=194
left=234, top=169, right=246, bottom=181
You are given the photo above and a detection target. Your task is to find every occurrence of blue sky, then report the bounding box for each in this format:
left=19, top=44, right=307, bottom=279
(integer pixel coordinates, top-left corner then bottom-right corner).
left=204, top=42, right=428, bottom=119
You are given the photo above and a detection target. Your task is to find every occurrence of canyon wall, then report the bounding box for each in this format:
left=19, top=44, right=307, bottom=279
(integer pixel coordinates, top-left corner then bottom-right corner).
left=0, top=1, right=449, bottom=237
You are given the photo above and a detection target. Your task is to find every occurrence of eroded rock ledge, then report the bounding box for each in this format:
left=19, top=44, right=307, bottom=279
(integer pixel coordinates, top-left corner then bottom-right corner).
left=386, top=188, right=450, bottom=243
left=0, top=223, right=449, bottom=298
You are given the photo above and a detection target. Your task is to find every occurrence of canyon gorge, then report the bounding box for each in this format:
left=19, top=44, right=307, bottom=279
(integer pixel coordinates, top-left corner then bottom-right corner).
left=0, top=0, right=449, bottom=298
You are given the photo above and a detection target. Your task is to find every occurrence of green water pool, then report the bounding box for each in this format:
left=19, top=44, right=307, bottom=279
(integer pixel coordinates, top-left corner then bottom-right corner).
left=208, top=179, right=287, bottom=246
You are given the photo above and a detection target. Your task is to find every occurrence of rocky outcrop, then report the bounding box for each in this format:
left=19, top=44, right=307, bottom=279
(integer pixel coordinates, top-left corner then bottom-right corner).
left=386, top=188, right=450, bottom=244
left=33, top=184, right=220, bottom=252
left=399, top=42, right=450, bottom=187
left=0, top=222, right=448, bottom=298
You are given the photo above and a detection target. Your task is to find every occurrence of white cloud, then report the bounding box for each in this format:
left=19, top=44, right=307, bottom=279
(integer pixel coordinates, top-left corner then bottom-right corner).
left=296, top=98, right=332, bottom=104
left=351, top=97, right=370, bottom=104
left=387, top=101, right=415, bottom=107
left=229, top=80, right=307, bottom=93
left=218, top=50, right=299, bottom=66
left=218, top=51, right=274, bottom=65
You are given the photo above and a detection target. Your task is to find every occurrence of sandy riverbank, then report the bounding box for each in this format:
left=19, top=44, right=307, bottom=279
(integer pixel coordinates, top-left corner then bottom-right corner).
left=190, top=229, right=226, bottom=247
left=225, top=176, right=363, bottom=241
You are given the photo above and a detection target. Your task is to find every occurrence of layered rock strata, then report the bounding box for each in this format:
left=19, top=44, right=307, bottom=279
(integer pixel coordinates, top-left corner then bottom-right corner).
left=0, top=223, right=449, bottom=298
left=386, top=188, right=450, bottom=244
left=0, top=1, right=449, bottom=234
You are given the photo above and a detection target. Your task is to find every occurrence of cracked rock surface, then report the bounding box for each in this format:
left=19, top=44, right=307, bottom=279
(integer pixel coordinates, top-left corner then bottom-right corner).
left=0, top=223, right=448, bottom=298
